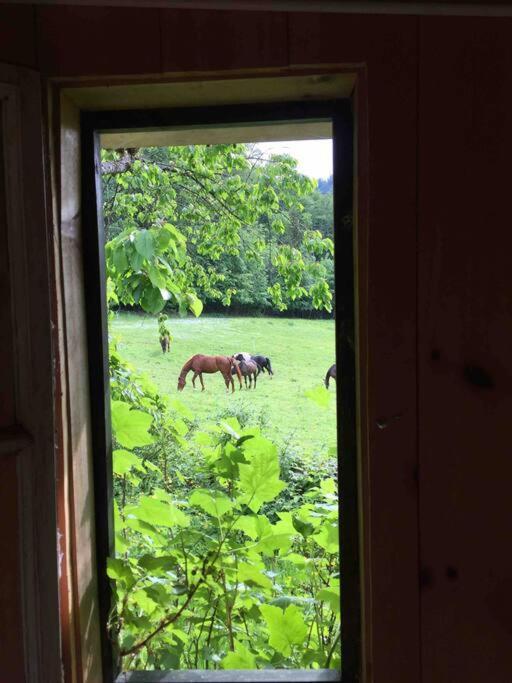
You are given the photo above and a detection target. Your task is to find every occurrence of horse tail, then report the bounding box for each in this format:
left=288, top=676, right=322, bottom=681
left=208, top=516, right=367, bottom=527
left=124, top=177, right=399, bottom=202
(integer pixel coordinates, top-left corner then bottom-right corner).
left=266, top=357, right=273, bottom=375
left=325, top=368, right=331, bottom=389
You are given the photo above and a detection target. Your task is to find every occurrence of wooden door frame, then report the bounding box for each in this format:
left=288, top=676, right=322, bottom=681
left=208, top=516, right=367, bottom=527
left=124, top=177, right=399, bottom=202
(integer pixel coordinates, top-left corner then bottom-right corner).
left=50, top=64, right=411, bottom=683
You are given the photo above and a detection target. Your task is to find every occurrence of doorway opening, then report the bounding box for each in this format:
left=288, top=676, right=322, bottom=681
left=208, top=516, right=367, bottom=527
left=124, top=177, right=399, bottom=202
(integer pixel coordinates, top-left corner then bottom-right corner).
left=82, top=100, right=357, bottom=682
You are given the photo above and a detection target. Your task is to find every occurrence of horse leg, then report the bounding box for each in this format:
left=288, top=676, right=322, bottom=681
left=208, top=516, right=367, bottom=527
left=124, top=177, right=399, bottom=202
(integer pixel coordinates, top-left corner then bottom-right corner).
left=199, top=373, right=205, bottom=391
left=192, top=372, right=197, bottom=389
left=253, top=371, right=257, bottom=389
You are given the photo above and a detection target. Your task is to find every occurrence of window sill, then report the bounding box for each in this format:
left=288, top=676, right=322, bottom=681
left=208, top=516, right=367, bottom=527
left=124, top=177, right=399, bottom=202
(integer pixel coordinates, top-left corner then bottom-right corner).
left=116, top=669, right=340, bottom=683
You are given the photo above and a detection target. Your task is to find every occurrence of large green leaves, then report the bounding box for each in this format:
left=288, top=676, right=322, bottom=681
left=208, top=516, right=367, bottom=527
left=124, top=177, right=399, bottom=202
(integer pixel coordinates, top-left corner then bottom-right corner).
left=221, top=642, right=256, bottom=669
left=259, top=604, right=308, bottom=657
left=189, top=489, right=234, bottom=518
left=125, top=495, right=189, bottom=529
left=238, top=437, right=285, bottom=512
left=111, top=400, right=154, bottom=449
left=134, top=230, right=155, bottom=260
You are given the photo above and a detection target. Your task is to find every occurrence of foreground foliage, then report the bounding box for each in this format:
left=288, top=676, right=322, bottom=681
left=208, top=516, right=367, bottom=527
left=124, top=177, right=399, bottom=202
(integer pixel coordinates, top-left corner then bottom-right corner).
left=108, top=355, right=341, bottom=671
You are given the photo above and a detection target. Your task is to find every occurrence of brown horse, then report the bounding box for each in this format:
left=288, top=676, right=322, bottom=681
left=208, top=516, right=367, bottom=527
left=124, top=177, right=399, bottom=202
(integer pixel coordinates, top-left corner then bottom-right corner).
left=160, top=335, right=170, bottom=353
left=177, top=354, right=242, bottom=393
left=325, top=363, right=337, bottom=388
left=231, top=359, right=259, bottom=389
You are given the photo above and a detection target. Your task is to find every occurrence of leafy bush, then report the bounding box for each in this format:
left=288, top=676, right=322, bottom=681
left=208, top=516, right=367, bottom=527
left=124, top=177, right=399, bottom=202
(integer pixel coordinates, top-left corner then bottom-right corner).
left=107, top=362, right=340, bottom=672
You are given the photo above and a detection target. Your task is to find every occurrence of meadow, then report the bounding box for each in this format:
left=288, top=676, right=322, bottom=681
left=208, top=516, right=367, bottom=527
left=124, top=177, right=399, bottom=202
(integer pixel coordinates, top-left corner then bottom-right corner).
left=109, top=312, right=337, bottom=460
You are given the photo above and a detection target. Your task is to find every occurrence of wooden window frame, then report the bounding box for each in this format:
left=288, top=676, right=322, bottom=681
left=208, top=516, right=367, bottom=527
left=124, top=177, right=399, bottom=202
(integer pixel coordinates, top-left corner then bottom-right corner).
left=80, top=98, right=357, bottom=683
left=49, top=68, right=388, bottom=683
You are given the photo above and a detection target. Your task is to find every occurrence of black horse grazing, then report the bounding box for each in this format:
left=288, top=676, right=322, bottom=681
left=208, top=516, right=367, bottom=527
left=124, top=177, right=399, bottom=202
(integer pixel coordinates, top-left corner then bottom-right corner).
left=234, top=353, right=273, bottom=376
left=325, top=363, right=337, bottom=388
left=231, top=359, right=259, bottom=389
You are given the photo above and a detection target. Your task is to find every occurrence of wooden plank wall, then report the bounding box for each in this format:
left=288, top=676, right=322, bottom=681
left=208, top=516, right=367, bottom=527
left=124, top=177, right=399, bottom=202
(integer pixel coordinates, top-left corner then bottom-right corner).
left=418, top=17, right=512, bottom=683
left=0, top=4, right=511, bottom=682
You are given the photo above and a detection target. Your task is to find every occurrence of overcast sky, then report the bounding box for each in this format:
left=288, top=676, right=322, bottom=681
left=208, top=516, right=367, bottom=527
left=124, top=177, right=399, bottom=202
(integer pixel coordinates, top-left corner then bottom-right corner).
left=255, top=139, right=333, bottom=180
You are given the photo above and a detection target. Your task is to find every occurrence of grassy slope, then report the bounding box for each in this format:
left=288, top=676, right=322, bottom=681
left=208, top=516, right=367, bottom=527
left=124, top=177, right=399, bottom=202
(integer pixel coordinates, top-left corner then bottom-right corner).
left=110, top=312, right=337, bottom=460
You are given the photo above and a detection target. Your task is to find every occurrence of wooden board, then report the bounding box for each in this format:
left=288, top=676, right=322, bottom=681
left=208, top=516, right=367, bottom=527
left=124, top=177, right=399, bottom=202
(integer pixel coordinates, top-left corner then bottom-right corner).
left=418, top=16, right=512, bottom=683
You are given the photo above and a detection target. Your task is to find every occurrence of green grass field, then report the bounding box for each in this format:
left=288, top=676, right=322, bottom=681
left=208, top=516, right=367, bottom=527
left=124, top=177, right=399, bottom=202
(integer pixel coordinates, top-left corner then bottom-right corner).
left=110, top=312, right=337, bottom=460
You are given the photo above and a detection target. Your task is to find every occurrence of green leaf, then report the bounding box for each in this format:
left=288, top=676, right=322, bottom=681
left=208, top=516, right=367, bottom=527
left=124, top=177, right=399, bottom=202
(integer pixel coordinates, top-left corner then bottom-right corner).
left=112, top=245, right=129, bottom=272
left=138, top=554, right=177, bottom=575
left=111, top=401, right=154, bottom=449
left=140, top=286, right=166, bottom=314
left=134, top=230, right=155, bottom=260
left=259, top=604, right=308, bottom=656
left=221, top=641, right=256, bottom=670
left=317, top=586, right=340, bottom=614
left=107, top=557, right=135, bottom=586
left=125, top=496, right=190, bottom=529
left=237, top=562, right=273, bottom=589
left=189, top=489, right=234, bottom=518
left=313, top=523, right=339, bottom=553
left=187, top=293, right=203, bottom=317
left=128, top=248, right=144, bottom=271
left=148, top=265, right=166, bottom=289
left=113, top=449, right=145, bottom=476
left=238, top=437, right=285, bottom=512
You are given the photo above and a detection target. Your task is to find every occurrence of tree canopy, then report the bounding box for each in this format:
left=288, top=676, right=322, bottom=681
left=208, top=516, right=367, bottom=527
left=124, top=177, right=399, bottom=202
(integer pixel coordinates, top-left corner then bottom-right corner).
left=102, top=143, right=334, bottom=316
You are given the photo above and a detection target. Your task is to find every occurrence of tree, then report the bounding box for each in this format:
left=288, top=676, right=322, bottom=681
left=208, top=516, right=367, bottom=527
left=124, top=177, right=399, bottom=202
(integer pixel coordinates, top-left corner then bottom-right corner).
left=101, top=144, right=333, bottom=315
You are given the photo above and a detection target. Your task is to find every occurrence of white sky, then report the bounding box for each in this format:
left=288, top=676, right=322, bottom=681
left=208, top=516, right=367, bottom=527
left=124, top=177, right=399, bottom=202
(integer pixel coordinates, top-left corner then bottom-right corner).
left=255, top=139, right=333, bottom=180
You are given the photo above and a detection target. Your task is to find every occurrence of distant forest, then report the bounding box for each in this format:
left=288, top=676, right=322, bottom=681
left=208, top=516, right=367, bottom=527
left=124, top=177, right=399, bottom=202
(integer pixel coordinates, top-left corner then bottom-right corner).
left=317, top=176, right=333, bottom=194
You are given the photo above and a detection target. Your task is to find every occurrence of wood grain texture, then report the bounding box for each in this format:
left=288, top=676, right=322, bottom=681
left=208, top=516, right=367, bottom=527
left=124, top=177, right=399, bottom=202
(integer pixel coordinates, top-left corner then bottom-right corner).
left=59, top=93, right=103, bottom=683
left=289, top=13, right=420, bottom=683
left=0, top=101, right=16, bottom=429
left=0, top=4, right=37, bottom=68
left=0, top=454, right=25, bottom=681
left=37, top=6, right=161, bottom=76
left=418, top=16, right=512, bottom=683
left=161, top=9, right=288, bottom=71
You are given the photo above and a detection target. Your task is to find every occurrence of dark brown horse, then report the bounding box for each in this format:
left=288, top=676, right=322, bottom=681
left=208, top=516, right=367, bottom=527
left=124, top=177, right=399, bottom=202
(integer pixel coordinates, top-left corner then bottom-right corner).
left=177, top=354, right=242, bottom=393
left=325, top=363, right=337, bottom=388
left=231, top=359, right=259, bottom=389
left=160, top=335, right=170, bottom=353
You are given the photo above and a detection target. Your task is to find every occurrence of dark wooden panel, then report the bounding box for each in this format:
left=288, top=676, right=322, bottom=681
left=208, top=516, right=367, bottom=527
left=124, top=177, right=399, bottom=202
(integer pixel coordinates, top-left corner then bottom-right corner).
left=161, top=9, right=288, bottom=72
left=290, top=13, right=420, bottom=683
left=0, top=4, right=37, bottom=68
left=418, top=16, right=512, bottom=683
left=0, top=102, right=15, bottom=429
left=0, top=454, right=25, bottom=680
left=37, top=6, right=161, bottom=77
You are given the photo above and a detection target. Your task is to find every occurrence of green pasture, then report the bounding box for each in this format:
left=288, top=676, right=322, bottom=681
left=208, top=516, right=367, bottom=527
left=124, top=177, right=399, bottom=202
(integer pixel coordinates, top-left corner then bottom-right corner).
left=109, top=312, right=337, bottom=460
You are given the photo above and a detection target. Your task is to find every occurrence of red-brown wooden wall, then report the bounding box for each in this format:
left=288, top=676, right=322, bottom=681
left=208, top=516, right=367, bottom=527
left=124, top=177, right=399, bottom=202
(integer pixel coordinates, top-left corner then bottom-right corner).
left=1, top=5, right=511, bottom=682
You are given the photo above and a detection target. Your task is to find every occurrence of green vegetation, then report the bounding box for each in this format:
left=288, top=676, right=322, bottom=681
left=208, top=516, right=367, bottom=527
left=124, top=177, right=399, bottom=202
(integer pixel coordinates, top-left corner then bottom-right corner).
left=109, top=336, right=339, bottom=672
left=110, top=312, right=336, bottom=458
left=102, top=144, right=334, bottom=315
left=102, top=142, right=340, bottom=672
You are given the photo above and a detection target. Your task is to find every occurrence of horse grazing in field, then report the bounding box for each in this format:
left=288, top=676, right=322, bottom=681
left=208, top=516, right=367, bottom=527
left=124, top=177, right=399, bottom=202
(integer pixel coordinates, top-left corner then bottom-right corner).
left=160, top=335, right=170, bottom=353
left=177, top=354, right=242, bottom=393
left=234, top=353, right=274, bottom=377
left=252, top=355, right=273, bottom=376
left=231, top=359, right=259, bottom=389
left=325, top=363, right=337, bottom=389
